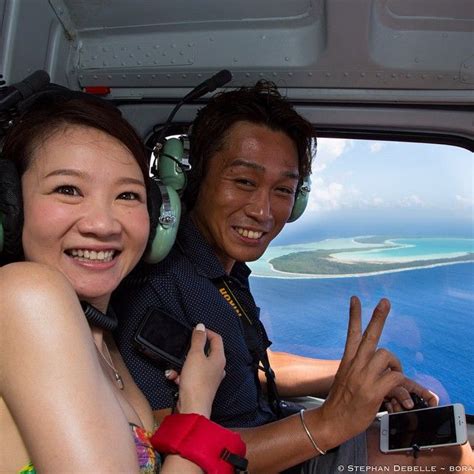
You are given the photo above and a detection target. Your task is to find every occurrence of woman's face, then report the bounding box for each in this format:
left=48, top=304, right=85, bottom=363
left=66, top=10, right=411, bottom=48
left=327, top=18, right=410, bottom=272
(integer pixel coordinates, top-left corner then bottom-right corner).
left=21, top=125, right=150, bottom=310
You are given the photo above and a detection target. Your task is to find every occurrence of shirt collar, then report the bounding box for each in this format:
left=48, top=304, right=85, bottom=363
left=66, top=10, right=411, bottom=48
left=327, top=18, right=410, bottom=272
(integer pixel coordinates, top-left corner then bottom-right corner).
left=177, top=214, right=251, bottom=282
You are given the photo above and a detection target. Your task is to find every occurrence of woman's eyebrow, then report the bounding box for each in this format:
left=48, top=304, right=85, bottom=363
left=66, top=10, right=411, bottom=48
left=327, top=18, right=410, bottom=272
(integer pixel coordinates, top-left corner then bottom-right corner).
left=44, top=169, right=86, bottom=179
left=43, top=169, right=145, bottom=187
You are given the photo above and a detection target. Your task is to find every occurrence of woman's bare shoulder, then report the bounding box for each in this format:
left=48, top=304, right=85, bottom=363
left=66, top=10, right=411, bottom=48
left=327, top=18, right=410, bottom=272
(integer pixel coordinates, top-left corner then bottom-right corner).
left=1, top=261, right=67, bottom=278
left=0, top=262, right=79, bottom=325
left=0, top=261, right=74, bottom=293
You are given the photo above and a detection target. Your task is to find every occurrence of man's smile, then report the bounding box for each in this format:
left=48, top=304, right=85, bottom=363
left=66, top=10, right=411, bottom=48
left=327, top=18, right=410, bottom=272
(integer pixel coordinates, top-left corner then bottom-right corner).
left=234, top=226, right=264, bottom=240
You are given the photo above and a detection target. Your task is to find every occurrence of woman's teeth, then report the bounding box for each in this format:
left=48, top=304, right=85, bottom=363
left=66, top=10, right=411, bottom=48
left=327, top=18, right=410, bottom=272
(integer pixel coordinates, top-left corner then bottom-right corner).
left=69, top=249, right=115, bottom=262
left=236, top=227, right=263, bottom=240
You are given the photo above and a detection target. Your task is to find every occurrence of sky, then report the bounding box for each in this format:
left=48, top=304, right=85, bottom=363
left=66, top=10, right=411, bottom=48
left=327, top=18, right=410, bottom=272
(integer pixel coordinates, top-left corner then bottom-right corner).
left=274, top=138, right=474, bottom=243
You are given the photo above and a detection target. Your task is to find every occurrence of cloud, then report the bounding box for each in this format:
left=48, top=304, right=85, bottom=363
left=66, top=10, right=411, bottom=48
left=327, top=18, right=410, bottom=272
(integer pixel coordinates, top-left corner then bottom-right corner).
left=359, top=196, right=385, bottom=208
left=455, top=194, right=474, bottom=209
left=372, top=196, right=384, bottom=206
left=308, top=185, right=429, bottom=212
left=307, top=176, right=362, bottom=212
left=306, top=166, right=389, bottom=212
left=313, top=138, right=353, bottom=172
left=370, top=142, right=385, bottom=153
left=398, top=194, right=425, bottom=208
left=307, top=177, right=344, bottom=211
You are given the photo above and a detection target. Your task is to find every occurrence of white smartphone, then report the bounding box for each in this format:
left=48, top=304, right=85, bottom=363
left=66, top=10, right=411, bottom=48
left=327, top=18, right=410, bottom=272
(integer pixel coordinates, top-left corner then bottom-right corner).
left=380, top=403, right=467, bottom=453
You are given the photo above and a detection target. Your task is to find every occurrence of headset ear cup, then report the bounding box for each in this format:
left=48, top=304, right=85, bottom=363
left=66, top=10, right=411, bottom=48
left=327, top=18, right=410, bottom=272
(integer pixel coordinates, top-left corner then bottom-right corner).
left=158, top=137, right=187, bottom=193
left=0, top=159, right=23, bottom=263
left=287, top=176, right=311, bottom=223
left=144, top=179, right=181, bottom=264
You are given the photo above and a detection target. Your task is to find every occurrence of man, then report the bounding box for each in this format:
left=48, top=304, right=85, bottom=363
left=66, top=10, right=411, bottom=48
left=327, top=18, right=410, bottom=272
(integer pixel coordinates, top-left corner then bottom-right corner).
left=113, top=81, right=472, bottom=472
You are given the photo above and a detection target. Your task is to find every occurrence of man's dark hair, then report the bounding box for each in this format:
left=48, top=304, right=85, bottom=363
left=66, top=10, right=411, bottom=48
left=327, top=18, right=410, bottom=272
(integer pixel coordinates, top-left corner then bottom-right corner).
left=184, top=80, right=315, bottom=210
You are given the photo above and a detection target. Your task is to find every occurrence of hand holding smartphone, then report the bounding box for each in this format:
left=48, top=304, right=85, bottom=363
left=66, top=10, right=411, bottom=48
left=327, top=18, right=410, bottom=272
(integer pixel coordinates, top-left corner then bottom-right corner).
left=380, top=403, right=467, bottom=453
left=134, top=308, right=208, bottom=370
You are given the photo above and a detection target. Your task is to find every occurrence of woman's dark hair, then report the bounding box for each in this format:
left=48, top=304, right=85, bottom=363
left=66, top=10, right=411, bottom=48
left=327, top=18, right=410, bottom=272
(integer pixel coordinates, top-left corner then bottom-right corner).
left=184, top=80, right=315, bottom=210
left=2, top=92, right=149, bottom=180
left=0, top=91, right=155, bottom=263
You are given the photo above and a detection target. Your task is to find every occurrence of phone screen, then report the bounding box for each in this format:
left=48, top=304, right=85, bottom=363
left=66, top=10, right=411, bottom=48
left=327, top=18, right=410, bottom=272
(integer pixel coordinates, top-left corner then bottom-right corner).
left=134, top=308, right=193, bottom=368
left=388, top=405, right=456, bottom=449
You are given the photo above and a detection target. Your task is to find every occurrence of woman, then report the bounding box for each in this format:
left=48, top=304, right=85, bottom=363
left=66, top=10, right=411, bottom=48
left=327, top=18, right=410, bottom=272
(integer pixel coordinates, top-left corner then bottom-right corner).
left=0, top=93, right=244, bottom=473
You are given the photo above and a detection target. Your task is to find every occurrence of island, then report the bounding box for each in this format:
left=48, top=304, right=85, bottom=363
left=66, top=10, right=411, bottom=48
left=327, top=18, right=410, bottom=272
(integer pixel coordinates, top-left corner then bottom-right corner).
left=269, top=245, right=474, bottom=276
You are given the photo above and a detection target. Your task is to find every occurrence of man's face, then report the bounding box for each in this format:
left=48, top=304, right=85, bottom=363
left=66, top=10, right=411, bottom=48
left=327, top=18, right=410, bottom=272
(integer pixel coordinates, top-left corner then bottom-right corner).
left=191, top=121, right=300, bottom=273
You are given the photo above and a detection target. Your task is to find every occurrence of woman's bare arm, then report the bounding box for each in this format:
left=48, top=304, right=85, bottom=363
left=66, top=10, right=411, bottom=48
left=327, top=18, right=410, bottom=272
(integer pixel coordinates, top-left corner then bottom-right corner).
left=0, top=263, right=140, bottom=472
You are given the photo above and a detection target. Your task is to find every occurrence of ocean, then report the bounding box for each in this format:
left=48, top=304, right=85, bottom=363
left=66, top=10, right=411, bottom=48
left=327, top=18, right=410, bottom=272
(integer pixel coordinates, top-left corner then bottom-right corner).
left=248, top=238, right=474, bottom=414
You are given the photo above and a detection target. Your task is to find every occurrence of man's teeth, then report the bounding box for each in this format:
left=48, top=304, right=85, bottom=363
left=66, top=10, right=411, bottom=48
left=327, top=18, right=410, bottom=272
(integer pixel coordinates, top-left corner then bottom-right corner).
left=236, top=228, right=263, bottom=240
left=69, top=249, right=115, bottom=262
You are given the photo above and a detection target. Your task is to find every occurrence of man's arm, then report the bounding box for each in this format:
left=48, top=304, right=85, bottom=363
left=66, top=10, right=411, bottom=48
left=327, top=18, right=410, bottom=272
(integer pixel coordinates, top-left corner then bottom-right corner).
left=237, top=298, right=408, bottom=473
left=237, top=408, right=331, bottom=473
left=260, top=349, right=340, bottom=398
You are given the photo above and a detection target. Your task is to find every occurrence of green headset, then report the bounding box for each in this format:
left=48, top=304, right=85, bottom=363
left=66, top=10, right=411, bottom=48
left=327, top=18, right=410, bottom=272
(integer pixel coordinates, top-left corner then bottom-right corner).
left=0, top=158, right=25, bottom=262
left=144, top=136, right=189, bottom=263
left=288, top=175, right=311, bottom=223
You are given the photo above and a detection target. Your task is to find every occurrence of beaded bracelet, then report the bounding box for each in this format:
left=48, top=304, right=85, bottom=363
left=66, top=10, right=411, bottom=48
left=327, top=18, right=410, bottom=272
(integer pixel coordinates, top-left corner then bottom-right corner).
left=299, top=409, right=327, bottom=456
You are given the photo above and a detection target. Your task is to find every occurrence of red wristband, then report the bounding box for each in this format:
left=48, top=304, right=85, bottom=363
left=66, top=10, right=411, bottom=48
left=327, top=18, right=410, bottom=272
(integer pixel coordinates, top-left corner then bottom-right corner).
left=150, top=413, right=247, bottom=473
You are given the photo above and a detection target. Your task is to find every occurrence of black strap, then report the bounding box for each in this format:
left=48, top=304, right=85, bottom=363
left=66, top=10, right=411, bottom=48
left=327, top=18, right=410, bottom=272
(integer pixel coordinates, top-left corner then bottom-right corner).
left=220, top=448, right=249, bottom=472
left=214, top=277, right=283, bottom=418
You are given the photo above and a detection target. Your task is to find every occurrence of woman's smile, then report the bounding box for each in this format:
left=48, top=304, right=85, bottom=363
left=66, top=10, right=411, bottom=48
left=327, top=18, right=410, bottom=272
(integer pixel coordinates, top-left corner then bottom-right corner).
left=66, top=248, right=117, bottom=263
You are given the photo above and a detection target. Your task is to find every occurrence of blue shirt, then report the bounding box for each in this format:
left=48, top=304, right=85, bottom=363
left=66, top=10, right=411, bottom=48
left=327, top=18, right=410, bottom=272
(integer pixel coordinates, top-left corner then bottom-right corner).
left=113, top=214, right=277, bottom=428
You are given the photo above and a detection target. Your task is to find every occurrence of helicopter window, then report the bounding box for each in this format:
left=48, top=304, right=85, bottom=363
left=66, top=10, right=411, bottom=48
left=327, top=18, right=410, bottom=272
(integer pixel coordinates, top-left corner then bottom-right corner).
left=248, top=138, right=474, bottom=415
